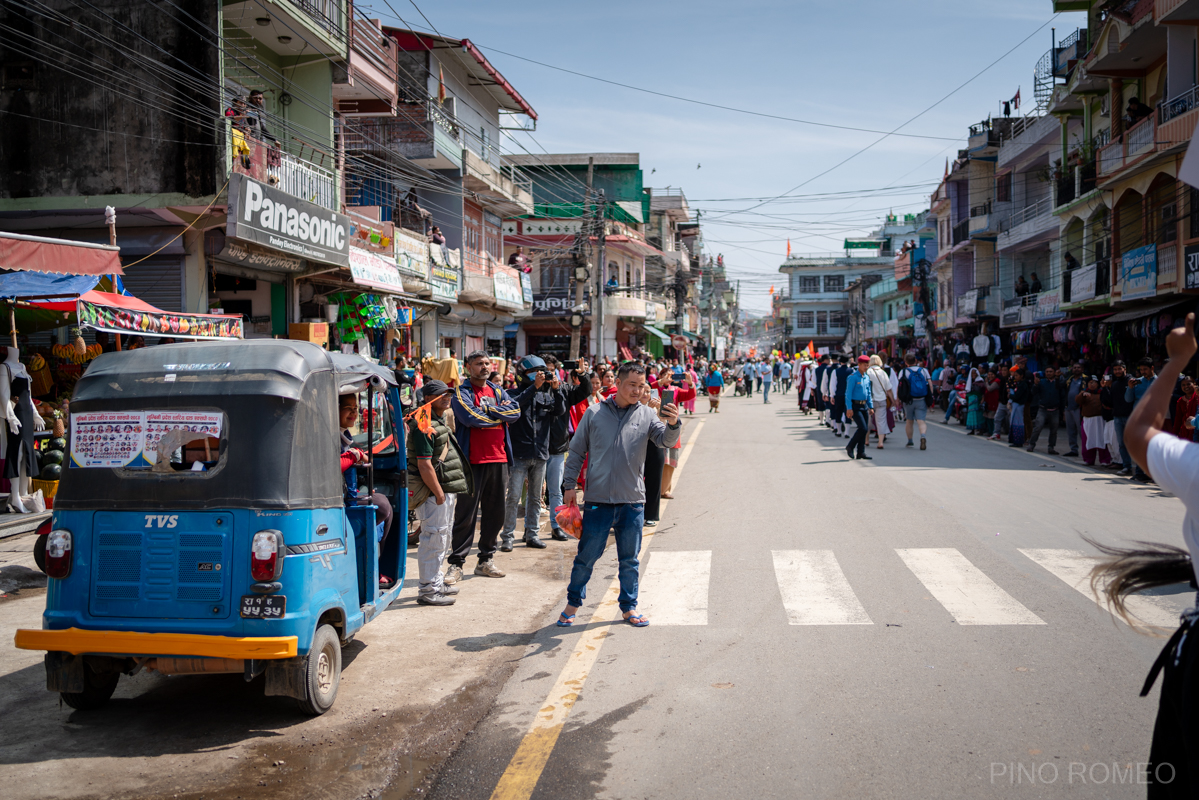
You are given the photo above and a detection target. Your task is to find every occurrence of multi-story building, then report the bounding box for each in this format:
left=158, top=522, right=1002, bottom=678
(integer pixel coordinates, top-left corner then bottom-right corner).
left=0, top=2, right=536, bottom=359
left=778, top=213, right=920, bottom=354
left=501, top=154, right=674, bottom=361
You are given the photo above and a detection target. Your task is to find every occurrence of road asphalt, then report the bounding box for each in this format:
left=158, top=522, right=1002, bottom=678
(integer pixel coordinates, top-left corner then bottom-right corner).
left=426, top=391, right=1192, bottom=800
left=0, top=391, right=1189, bottom=800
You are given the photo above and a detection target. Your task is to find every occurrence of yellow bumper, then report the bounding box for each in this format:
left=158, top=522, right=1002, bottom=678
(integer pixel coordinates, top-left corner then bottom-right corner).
left=14, top=628, right=298, bottom=659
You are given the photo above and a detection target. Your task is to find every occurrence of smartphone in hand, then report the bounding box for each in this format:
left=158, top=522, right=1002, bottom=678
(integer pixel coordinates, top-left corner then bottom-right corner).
left=660, top=388, right=676, bottom=415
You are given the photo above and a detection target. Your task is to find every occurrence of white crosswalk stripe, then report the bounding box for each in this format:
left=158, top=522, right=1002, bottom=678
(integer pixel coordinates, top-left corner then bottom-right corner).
left=639, top=550, right=712, bottom=625
left=772, top=550, right=872, bottom=625
left=1019, top=548, right=1182, bottom=630
left=896, top=548, right=1045, bottom=625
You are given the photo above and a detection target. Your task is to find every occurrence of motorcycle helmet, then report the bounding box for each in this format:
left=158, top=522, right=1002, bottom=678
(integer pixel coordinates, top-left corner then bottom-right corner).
left=516, top=355, right=547, bottom=376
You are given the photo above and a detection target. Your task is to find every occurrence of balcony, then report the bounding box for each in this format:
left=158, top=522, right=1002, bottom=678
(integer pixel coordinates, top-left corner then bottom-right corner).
left=1097, top=115, right=1158, bottom=179
left=229, top=122, right=338, bottom=211
left=999, top=195, right=1056, bottom=250
left=463, top=149, right=534, bottom=217
left=1156, top=0, right=1199, bottom=24
left=952, top=219, right=970, bottom=245
left=333, top=14, right=399, bottom=116
left=287, top=0, right=346, bottom=42
left=342, top=101, right=463, bottom=170
left=997, top=114, right=1059, bottom=168
left=606, top=295, right=649, bottom=319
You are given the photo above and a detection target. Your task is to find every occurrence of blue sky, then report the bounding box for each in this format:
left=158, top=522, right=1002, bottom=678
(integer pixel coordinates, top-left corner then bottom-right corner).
left=362, top=0, right=1086, bottom=313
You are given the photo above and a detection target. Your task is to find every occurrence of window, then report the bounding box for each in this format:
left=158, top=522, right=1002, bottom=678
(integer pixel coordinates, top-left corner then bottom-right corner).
left=797, top=311, right=814, bottom=329
left=799, top=276, right=820, bottom=293
left=1160, top=200, right=1179, bottom=244
left=996, top=172, right=1012, bottom=203
left=829, top=311, right=847, bottom=329
left=539, top=257, right=572, bottom=291
left=823, top=275, right=844, bottom=292
left=816, top=311, right=828, bottom=334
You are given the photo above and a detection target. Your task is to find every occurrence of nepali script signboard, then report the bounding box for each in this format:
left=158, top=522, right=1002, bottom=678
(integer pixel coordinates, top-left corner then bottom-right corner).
left=1120, top=244, right=1158, bottom=301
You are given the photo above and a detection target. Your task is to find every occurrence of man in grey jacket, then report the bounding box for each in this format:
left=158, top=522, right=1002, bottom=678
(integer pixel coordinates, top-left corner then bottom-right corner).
left=558, top=362, right=681, bottom=628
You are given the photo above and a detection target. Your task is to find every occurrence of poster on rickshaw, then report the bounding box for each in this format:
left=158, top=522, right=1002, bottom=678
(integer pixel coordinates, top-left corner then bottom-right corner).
left=69, top=412, right=145, bottom=468
left=143, top=412, right=222, bottom=465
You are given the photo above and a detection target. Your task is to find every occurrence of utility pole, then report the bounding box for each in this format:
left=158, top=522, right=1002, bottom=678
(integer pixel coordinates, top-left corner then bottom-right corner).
left=568, top=157, right=594, bottom=361
left=594, top=189, right=606, bottom=361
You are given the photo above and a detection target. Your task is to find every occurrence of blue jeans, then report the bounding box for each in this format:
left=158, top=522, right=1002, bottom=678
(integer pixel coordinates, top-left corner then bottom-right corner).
left=943, top=391, right=959, bottom=422
left=566, top=502, right=644, bottom=612
left=762, top=381, right=772, bottom=403
left=546, top=453, right=565, bottom=532
left=501, top=457, right=547, bottom=542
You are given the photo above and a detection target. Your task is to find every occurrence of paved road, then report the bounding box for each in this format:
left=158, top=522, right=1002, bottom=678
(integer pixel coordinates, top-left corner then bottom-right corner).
left=426, top=392, right=1191, bottom=800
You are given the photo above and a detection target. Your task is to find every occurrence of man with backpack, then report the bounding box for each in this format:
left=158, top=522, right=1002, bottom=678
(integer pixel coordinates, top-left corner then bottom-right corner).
left=897, top=352, right=932, bottom=450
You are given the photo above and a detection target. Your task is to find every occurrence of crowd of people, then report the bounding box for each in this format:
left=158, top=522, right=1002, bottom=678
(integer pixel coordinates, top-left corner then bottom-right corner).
left=400, top=350, right=726, bottom=614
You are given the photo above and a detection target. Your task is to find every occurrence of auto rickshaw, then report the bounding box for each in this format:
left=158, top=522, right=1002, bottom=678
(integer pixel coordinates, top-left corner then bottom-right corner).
left=14, top=340, right=406, bottom=714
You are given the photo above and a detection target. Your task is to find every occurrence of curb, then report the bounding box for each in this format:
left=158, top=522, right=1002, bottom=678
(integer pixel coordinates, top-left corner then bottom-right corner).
left=0, top=511, right=51, bottom=541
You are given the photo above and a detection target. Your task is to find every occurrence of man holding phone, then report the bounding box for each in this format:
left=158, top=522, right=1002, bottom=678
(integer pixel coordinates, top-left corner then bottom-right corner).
left=559, top=363, right=681, bottom=628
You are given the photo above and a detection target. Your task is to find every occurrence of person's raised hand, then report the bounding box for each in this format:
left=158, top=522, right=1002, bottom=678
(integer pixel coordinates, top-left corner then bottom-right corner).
left=534, top=370, right=546, bottom=389
left=661, top=403, right=680, bottom=425
left=1167, top=313, right=1197, bottom=364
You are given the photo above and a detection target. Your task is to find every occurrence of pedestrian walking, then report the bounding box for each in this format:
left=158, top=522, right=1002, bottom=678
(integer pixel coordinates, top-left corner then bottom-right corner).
left=704, top=362, right=724, bottom=412
left=866, top=355, right=894, bottom=449
left=991, top=364, right=1011, bottom=440
left=546, top=364, right=595, bottom=540
left=813, top=356, right=831, bottom=424
left=779, top=359, right=792, bottom=394
left=965, top=368, right=984, bottom=434
left=845, top=355, right=874, bottom=460
left=1007, top=368, right=1029, bottom=447
left=1025, top=367, right=1065, bottom=455
left=761, top=358, right=774, bottom=404
left=405, top=381, right=469, bottom=606
left=827, top=355, right=851, bottom=437
left=444, top=351, right=522, bottom=585
left=897, top=353, right=932, bottom=450
left=558, top=363, right=682, bottom=628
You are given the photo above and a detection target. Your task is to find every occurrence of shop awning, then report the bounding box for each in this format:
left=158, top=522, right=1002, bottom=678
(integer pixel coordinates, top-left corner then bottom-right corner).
left=0, top=271, right=99, bottom=299
left=1104, top=299, right=1191, bottom=323
left=641, top=324, right=672, bottom=343
left=0, top=231, right=123, bottom=275
left=15, top=291, right=243, bottom=339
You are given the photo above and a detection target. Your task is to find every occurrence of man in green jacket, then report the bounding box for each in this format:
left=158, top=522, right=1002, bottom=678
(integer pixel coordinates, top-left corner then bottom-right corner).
left=408, top=380, right=473, bottom=606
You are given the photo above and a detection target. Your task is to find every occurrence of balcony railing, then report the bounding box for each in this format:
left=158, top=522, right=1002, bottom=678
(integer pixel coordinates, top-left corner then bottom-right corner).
left=230, top=121, right=338, bottom=211
left=970, top=201, right=991, bottom=218
left=349, top=13, right=396, bottom=82
left=287, top=0, right=346, bottom=41
left=1098, top=139, right=1124, bottom=177
left=1127, top=116, right=1156, bottom=158
left=1159, top=85, right=1199, bottom=125
left=952, top=219, right=970, bottom=245
left=1007, top=195, right=1052, bottom=230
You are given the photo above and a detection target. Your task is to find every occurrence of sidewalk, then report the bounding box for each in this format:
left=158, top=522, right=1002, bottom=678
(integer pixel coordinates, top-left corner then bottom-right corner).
left=0, top=510, right=50, bottom=541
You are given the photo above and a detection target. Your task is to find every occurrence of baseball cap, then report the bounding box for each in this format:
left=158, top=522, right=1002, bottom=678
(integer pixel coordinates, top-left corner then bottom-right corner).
left=422, top=379, right=451, bottom=398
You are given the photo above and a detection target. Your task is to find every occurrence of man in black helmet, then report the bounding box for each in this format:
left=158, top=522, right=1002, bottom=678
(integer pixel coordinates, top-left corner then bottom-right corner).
left=499, top=355, right=568, bottom=551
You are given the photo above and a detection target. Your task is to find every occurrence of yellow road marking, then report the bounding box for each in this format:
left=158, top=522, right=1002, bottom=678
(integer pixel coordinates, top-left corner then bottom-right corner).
left=488, top=420, right=705, bottom=800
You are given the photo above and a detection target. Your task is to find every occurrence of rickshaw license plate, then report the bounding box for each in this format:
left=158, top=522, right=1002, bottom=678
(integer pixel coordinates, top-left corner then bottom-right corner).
left=240, top=595, right=286, bottom=618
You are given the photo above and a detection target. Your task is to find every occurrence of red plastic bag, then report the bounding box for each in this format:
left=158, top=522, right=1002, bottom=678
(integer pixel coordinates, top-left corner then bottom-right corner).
left=554, top=502, right=582, bottom=539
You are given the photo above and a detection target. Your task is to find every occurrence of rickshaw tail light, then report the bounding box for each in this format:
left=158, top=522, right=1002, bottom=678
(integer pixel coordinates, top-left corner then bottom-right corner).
left=45, top=529, right=72, bottom=579
left=251, top=530, right=284, bottom=581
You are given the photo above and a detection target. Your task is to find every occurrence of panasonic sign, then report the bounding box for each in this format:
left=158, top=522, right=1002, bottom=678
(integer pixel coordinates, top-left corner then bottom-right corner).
left=226, top=173, right=351, bottom=268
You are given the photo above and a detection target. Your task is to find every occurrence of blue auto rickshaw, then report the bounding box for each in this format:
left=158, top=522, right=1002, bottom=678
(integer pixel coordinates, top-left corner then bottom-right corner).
left=15, top=340, right=406, bottom=714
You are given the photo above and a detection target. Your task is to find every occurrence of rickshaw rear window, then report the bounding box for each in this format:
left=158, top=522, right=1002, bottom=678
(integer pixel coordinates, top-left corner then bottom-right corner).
left=70, top=410, right=226, bottom=473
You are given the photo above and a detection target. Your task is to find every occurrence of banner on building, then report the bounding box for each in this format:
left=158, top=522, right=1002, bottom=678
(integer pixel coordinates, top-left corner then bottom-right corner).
left=78, top=297, right=243, bottom=340
left=349, top=247, right=405, bottom=293
left=1185, top=244, right=1199, bottom=290
left=226, top=173, right=350, bottom=267
left=493, top=273, right=524, bottom=309
left=1071, top=264, right=1097, bottom=302
left=1034, top=289, right=1064, bottom=321
left=1120, top=244, right=1158, bottom=301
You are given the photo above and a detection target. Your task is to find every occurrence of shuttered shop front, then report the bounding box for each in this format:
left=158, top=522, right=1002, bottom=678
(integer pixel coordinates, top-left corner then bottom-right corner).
left=120, top=255, right=185, bottom=312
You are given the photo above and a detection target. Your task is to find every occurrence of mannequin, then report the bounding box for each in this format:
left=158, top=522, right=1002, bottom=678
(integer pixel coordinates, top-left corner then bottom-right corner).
left=1, top=346, right=45, bottom=513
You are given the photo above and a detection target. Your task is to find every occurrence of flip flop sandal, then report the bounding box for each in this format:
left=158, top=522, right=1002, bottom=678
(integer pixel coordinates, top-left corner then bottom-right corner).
left=623, top=613, right=650, bottom=627
left=556, top=613, right=576, bottom=628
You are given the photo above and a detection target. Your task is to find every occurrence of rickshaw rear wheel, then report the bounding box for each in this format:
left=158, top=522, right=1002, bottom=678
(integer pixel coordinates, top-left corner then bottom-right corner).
left=297, top=624, right=341, bottom=715
left=61, top=660, right=120, bottom=710
left=33, top=534, right=48, bottom=574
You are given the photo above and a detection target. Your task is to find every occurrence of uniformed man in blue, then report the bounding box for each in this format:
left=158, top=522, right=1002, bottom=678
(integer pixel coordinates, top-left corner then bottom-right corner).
left=844, top=355, right=875, bottom=460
